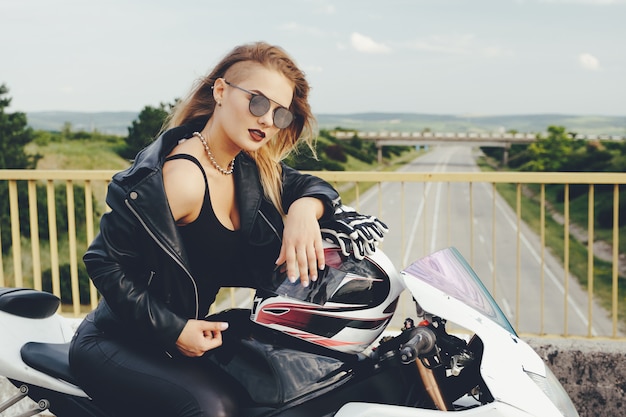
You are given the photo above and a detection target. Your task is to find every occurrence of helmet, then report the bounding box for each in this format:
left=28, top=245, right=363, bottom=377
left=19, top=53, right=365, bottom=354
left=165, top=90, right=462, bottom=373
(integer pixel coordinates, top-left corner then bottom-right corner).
left=251, top=242, right=404, bottom=354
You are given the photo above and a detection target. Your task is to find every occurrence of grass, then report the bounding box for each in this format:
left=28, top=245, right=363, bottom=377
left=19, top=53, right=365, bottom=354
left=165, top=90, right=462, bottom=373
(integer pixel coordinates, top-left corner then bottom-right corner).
left=26, top=139, right=130, bottom=171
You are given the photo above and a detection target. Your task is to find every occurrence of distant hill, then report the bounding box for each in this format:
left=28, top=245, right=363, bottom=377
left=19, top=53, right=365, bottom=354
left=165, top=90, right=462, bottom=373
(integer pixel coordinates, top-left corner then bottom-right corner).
left=27, top=111, right=138, bottom=136
left=317, top=113, right=626, bottom=136
left=26, top=111, right=626, bottom=136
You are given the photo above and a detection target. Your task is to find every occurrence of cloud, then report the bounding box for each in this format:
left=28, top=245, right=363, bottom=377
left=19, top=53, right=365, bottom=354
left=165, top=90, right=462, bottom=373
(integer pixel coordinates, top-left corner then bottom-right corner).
left=306, top=0, right=336, bottom=14
left=407, top=34, right=474, bottom=55
left=579, top=53, right=601, bottom=70
left=316, top=3, right=335, bottom=14
left=350, top=32, right=391, bottom=54
left=405, top=34, right=512, bottom=57
left=482, top=46, right=515, bottom=58
left=303, top=65, right=324, bottom=73
left=58, top=85, right=75, bottom=94
left=279, top=22, right=325, bottom=37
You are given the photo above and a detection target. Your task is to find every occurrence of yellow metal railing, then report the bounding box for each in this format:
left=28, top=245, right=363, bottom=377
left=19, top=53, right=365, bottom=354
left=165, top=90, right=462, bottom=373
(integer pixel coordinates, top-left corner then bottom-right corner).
left=1, top=169, right=625, bottom=339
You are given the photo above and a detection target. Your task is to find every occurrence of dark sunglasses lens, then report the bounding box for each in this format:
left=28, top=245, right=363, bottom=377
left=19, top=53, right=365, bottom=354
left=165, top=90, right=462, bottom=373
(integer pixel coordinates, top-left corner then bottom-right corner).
left=249, top=95, right=270, bottom=117
left=273, top=108, right=294, bottom=129
left=248, top=93, right=293, bottom=129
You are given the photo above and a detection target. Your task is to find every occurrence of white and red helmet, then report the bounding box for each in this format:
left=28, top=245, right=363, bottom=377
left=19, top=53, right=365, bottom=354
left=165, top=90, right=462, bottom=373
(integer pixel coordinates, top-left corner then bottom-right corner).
left=251, top=243, right=403, bottom=354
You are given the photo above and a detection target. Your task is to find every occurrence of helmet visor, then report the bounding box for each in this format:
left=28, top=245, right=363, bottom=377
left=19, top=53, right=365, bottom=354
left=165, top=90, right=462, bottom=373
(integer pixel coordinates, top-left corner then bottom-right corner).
left=267, top=264, right=347, bottom=306
left=266, top=249, right=389, bottom=307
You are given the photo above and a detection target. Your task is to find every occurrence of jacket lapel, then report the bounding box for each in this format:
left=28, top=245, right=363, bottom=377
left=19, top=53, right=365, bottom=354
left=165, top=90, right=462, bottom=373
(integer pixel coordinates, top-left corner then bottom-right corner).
left=234, top=154, right=264, bottom=241
left=117, top=125, right=201, bottom=266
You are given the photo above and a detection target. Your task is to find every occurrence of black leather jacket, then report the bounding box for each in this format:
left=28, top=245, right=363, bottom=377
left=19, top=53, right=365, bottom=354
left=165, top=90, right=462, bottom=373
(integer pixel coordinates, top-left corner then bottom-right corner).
left=83, top=123, right=340, bottom=351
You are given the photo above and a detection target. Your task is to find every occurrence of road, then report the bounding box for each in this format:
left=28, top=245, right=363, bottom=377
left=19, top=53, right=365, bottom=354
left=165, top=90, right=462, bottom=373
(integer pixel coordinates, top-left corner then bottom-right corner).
left=357, top=146, right=615, bottom=337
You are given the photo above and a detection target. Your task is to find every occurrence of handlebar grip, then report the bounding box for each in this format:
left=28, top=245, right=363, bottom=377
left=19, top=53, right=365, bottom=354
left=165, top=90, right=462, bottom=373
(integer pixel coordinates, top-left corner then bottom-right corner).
left=399, top=327, right=437, bottom=364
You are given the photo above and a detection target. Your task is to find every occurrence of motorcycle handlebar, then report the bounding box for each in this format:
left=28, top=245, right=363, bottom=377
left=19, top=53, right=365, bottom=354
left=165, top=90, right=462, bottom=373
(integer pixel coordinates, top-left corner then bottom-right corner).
left=399, top=327, right=437, bottom=364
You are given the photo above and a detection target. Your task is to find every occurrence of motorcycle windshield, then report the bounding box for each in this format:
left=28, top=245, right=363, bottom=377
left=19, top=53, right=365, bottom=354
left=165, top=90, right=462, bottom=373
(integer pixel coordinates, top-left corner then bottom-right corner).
left=402, top=247, right=516, bottom=335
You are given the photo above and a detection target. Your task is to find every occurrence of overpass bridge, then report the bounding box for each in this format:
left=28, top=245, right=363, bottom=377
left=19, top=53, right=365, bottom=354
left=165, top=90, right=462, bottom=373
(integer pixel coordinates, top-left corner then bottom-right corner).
left=331, top=130, right=626, bottom=164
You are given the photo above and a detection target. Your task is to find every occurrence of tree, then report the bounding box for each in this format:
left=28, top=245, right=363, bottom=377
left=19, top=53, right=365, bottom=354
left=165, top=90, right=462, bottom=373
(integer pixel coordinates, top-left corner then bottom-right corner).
left=518, top=126, right=574, bottom=172
left=0, top=84, right=38, bottom=169
left=0, top=84, right=39, bottom=253
left=61, top=121, right=73, bottom=139
left=121, top=102, right=172, bottom=159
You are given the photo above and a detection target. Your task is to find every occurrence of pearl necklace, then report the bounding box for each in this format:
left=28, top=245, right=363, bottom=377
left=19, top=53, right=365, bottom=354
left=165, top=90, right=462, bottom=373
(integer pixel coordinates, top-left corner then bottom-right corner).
left=192, top=131, right=235, bottom=175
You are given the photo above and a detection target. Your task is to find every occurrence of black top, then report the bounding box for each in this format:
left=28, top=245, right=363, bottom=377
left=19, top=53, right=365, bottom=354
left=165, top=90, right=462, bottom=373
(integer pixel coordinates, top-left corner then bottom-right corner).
left=166, top=154, right=242, bottom=318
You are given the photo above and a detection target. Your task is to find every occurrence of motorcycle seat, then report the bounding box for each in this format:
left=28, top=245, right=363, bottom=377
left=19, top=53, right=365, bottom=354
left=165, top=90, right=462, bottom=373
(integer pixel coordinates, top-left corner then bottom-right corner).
left=20, top=341, right=78, bottom=386
left=0, top=287, right=60, bottom=319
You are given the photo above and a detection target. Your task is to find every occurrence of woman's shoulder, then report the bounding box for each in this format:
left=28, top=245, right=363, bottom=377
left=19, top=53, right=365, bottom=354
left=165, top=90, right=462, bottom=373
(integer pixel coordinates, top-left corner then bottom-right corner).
left=163, top=154, right=207, bottom=224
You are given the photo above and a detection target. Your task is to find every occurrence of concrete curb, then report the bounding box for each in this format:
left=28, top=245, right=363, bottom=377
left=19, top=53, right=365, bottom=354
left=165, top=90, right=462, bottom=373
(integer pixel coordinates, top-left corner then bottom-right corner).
left=526, top=337, right=626, bottom=417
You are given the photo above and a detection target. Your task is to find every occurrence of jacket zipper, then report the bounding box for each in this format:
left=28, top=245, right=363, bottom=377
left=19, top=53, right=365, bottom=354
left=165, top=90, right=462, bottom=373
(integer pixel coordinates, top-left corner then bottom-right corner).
left=147, top=270, right=155, bottom=286
left=125, top=199, right=200, bottom=320
left=258, top=210, right=282, bottom=241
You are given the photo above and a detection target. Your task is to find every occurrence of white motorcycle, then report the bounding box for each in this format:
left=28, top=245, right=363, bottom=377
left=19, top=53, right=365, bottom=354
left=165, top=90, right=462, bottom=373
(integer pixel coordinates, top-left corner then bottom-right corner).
left=0, top=246, right=579, bottom=416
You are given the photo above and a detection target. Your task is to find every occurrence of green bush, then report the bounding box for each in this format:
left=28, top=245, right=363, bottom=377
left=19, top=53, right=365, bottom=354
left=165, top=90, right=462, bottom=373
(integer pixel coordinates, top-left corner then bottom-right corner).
left=42, top=262, right=91, bottom=304
left=325, top=144, right=347, bottom=162
left=20, top=182, right=96, bottom=240
left=1, top=181, right=97, bottom=255
left=596, top=188, right=626, bottom=228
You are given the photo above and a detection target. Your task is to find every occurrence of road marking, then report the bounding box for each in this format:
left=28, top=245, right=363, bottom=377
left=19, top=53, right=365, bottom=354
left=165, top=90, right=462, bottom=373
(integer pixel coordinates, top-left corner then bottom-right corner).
left=403, top=150, right=453, bottom=266
left=429, top=181, right=443, bottom=254
left=403, top=184, right=429, bottom=268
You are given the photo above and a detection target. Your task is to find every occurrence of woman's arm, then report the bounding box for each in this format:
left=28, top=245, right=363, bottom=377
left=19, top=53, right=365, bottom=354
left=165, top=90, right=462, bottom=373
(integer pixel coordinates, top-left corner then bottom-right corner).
left=277, top=164, right=341, bottom=286
left=275, top=197, right=325, bottom=287
left=278, top=164, right=389, bottom=281
left=280, top=163, right=341, bottom=219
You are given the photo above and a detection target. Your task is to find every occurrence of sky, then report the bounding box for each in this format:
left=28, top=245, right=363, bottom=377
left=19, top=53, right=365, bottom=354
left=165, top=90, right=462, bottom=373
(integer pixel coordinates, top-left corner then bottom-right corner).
left=1, top=0, right=625, bottom=116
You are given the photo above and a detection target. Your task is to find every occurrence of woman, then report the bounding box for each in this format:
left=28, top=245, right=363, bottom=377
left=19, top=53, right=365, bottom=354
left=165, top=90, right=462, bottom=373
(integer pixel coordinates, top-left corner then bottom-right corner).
left=69, top=42, right=383, bottom=417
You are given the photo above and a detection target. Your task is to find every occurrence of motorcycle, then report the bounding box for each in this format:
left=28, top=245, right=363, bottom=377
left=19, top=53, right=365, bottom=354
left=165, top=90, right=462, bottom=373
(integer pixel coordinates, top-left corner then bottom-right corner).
left=0, top=246, right=579, bottom=416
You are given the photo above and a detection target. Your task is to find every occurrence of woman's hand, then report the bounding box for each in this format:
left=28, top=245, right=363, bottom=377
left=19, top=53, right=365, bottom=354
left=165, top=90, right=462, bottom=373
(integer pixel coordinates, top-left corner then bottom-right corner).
left=275, top=197, right=325, bottom=287
left=175, top=319, right=228, bottom=357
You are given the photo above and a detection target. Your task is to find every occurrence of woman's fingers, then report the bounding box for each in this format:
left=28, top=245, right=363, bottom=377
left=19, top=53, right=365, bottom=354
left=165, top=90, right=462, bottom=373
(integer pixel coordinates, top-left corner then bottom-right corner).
left=176, top=320, right=228, bottom=357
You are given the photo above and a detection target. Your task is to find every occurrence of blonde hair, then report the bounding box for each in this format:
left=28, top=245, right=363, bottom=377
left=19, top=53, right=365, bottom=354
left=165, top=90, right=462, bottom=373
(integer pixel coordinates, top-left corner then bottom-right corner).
left=165, top=42, right=316, bottom=215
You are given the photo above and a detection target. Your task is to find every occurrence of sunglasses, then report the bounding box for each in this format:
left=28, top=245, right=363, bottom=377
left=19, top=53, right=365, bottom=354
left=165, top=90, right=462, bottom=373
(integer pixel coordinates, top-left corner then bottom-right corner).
left=224, top=80, right=294, bottom=129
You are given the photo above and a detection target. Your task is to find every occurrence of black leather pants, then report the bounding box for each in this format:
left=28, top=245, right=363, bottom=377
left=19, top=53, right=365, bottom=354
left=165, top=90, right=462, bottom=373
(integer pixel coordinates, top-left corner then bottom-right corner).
left=69, top=318, right=240, bottom=417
